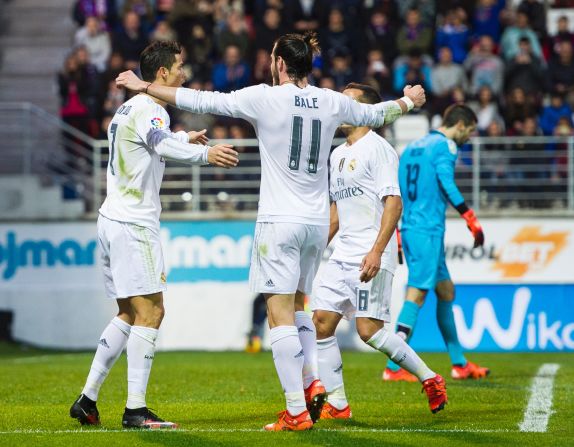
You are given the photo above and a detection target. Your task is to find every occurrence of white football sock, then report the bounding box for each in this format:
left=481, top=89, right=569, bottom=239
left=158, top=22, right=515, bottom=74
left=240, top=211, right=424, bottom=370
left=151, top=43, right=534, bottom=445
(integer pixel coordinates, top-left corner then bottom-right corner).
left=270, top=325, right=306, bottom=416
left=126, top=326, right=158, bottom=409
left=367, top=327, right=435, bottom=382
left=82, top=317, right=131, bottom=401
left=294, top=311, right=319, bottom=388
left=317, top=336, right=348, bottom=410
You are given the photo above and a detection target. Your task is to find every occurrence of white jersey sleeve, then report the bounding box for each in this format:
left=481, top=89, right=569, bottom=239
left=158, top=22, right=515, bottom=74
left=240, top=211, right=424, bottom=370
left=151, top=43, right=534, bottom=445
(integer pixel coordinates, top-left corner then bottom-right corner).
left=134, top=105, right=209, bottom=165
left=175, top=84, right=266, bottom=125
left=370, top=141, right=401, bottom=200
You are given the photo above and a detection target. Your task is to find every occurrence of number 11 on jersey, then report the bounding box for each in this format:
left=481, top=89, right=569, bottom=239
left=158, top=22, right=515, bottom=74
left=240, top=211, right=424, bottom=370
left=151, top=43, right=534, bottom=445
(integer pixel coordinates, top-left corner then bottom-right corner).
left=289, top=115, right=322, bottom=174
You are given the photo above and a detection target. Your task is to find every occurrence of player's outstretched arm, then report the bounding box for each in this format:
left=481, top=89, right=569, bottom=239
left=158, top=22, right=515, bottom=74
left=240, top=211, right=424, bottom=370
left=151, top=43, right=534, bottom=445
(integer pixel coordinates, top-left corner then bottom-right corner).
left=360, top=195, right=402, bottom=283
left=207, top=144, right=239, bottom=169
left=116, top=70, right=179, bottom=105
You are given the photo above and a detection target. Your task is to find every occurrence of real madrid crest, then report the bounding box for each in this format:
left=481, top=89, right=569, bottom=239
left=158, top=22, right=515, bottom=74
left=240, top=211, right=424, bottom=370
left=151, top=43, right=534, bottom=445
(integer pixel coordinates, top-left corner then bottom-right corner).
left=339, top=158, right=345, bottom=172
left=348, top=159, right=356, bottom=171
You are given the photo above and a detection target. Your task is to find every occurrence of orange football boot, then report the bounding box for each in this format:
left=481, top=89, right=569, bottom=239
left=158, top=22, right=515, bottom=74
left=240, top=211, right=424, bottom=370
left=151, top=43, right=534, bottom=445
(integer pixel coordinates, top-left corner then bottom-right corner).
left=421, top=374, right=447, bottom=414
left=320, top=402, right=352, bottom=419
left=382, top=367, right=418, bottom=382
left=264, top=409, right=313, bottom=431
left=451, top=361, right=490, bottom=380
left=304, top=379, right=327, bottom=422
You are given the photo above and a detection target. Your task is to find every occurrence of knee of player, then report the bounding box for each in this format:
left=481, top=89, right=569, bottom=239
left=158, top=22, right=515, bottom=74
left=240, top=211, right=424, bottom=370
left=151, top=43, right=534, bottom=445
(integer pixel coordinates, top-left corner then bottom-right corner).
left=357, top=326, right=377, bottom=344
left=313, top=316, right=335, bottom=339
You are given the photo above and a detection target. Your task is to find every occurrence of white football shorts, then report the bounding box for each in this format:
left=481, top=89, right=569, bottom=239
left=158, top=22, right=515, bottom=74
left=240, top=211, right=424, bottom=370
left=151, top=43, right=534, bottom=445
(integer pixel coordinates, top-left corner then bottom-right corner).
left=312, top=259, right=393, bottom=322
left=97, top=214, right=167, bottom=299
left=249, top=222, right=328, bottom=295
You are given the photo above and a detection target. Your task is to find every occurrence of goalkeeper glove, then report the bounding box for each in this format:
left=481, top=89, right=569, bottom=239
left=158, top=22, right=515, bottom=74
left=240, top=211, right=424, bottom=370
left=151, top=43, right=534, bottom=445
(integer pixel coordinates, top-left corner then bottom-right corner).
left=461, top=208, right=484, bottom=248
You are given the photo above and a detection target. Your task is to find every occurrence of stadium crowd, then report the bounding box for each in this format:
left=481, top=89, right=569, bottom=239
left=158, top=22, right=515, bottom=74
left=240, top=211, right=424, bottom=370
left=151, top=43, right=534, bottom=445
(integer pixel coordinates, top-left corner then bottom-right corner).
left=58, top=0, right=574, bottom=209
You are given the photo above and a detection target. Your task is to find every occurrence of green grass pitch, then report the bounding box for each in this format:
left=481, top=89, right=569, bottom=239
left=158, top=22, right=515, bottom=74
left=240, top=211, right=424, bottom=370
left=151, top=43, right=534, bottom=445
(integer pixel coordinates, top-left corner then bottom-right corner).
left=0, top=342, right=572, bottom=446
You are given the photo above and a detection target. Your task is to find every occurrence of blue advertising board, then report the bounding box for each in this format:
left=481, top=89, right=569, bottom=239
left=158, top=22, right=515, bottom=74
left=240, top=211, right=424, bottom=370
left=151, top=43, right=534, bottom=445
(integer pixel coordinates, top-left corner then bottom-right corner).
left=410, top=284, right=574, bottom=352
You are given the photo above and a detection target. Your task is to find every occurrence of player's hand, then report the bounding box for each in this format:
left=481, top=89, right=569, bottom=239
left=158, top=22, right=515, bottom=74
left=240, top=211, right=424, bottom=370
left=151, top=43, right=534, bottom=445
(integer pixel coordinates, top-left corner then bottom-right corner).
left=116, top=70, right=147, bottom=92
left=360, top=250, right=381, bottom=283
left=207, top=144, right=238, bottom=169
left=403, top=84, right=426, bottom=108
left=188, top=129, right=209, bottom=145
left=462, top=209, right=484, bottom=248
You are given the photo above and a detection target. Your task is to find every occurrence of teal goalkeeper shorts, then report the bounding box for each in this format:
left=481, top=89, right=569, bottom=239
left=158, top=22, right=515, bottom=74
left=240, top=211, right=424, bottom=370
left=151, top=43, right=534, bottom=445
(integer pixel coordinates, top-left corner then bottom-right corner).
left=402, top=229, right=451, bottom=290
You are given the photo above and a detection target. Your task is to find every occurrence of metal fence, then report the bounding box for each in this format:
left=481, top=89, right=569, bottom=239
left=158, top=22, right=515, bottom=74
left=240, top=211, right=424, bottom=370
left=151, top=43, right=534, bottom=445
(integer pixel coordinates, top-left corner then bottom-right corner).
left=1, top=102, right=573, bottom=218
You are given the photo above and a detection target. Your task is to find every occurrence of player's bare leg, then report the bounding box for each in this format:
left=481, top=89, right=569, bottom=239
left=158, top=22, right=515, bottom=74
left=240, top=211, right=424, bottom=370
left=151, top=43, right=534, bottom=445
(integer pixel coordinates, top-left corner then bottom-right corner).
left=294, top=291, right=326, bottom=422
left=314, top=310, right=351, bottom=419
left=264, top=293, right=313, bottom=431
left=122, top=292, right=177, bottom=429
left=359, top=317, right=447, bottom=413
left=435, top=280, right=490, bottom=380
left=384, top=287, right=426, bottom=382
left=70, top=299, right=135, bottom=426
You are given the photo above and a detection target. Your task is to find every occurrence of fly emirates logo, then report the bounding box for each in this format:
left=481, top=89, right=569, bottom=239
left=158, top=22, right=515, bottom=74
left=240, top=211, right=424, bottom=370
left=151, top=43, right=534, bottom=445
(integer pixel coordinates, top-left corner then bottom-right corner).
left=453, top=287, right=574, bottom=351
left=493, top=226, right=569, bottom=278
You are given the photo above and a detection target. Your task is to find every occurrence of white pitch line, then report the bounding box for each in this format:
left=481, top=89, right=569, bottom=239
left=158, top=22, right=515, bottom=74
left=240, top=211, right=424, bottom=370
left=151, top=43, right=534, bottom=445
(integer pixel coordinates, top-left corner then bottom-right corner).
left=7, top=354, right=87, bottom=364
left=519, top=363, right=560, bottom=433
left=0, top=428, right=515, bottom=435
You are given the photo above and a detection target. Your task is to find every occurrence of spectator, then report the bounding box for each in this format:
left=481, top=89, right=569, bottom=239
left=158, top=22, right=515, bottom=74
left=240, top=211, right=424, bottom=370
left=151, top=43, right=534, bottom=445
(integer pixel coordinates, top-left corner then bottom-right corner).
left=74, top=46, right=101, bottom=130
left=464, top=35, right=504, bottom=96
left=72, top=0, right=117, bottom=28
left=500, top=11, right=542, bottom=61
left=102, top=79, right=126, bottom=117
left=517, top=0, right=546, bottom=39
left=396, top=9, right=433, bottom=56
left=435, top=8, right=470, bottom=64
left=185, top=23, right=214, bottom=83
left=504, top=38, right=545, bottom=96
left=58, top=53, right=91, bottom=135
left=472, top=0, right=505, bottom=42
left=363, top=49, right=393, bottom=97
left=216, top=11, right=250, bottom=58
left=328, top=52, right=354, bottom=92
left=504, top=87, right=538, bottom=133
left=396, top=0, right=435, bottom=26
left=548, top=41, right=574, bottom=105
left=74, top=16, right=112, bottom=72
left=548, top=16, right=574, bottom=58
left=252, top=49, right=272, bottom=84
left=318, top=76, right=336, bottom=90
left=150, top=20, right=177, bottom=42
left=393, top=50, right=432, bottom=95
left=321, top=8, right=356, bottom=66
left=285, top=0, right=328, bottom=32
left=539, top=92, right=573, bottom=136
left=120, top=0, right=156, bottom=33
left=469, top=86, right=502, bottom=133
left=431, top=47, right=468, bottom=113
left=113, top=11, right=149, bottom=70
left=255, top=8, right=284, bottom=51
left=212, top=45, right=250, bottom=92
left=365, top=11, right=397, bottom=64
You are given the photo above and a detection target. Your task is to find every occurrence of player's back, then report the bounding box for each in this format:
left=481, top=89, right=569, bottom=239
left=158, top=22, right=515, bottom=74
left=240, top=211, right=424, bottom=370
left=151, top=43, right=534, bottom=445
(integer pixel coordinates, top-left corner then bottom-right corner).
left=250, top=83, right=351, bottom=225
left=99, top=94, right=168, bottom=229
left=399, top=131, right=452, bottom=235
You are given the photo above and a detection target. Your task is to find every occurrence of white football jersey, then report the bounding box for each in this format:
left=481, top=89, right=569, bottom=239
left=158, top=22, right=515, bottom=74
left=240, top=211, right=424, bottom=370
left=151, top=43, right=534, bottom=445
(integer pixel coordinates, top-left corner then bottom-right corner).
left=99, top=94, right=205, bottom=229
left=329, top=131, right=400, bottom=273
left=176, top=84, right=388, bottom=225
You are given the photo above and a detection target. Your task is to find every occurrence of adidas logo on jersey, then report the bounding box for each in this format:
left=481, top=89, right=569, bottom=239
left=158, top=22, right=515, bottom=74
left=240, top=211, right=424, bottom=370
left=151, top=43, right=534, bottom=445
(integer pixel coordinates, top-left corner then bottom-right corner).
left=298, top=325, right=313, bottom=333
left=98, top=338, right=110, bottom=349
left=265, top=279, right=275, bottom=288
left=294, top=349, right=304, bottom=359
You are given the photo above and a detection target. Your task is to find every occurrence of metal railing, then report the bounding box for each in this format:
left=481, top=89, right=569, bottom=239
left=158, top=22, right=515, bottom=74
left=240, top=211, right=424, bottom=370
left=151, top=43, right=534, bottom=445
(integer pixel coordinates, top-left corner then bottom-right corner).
left=1, top=102, right=573, bottom=218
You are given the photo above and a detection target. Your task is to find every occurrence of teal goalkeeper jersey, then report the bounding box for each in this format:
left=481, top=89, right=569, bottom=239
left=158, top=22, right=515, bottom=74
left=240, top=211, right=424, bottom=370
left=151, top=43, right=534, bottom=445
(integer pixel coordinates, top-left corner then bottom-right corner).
left=399, top=130, right=465, bottom=235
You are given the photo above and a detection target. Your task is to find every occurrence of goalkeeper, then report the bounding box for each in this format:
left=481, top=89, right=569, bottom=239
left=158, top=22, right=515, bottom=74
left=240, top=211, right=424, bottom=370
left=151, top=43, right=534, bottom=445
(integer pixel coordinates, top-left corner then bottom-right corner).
left=384, top=104, right=490, bottom=382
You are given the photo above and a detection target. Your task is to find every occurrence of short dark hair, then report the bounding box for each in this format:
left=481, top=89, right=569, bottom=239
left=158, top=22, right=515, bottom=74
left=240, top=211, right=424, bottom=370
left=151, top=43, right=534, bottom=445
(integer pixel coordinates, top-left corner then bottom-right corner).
left=140, top=40, right=182, bottom=82
left=442, top=104, right=478, bottom=128
left=273, top=31, right=320, bottom=80
left=344, top=83, right=381, bottom=105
